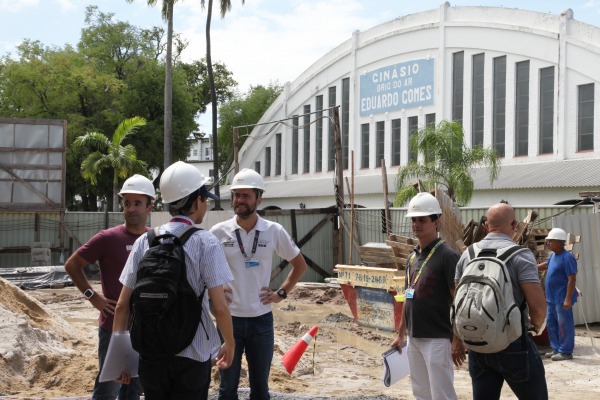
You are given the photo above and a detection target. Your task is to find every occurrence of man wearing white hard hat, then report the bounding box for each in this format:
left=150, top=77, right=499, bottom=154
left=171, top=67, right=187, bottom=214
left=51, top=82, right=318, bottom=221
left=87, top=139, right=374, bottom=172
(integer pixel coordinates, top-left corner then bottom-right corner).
left=210, top=168, right=308, bottom=400
left=113, top=161, right=235, bottom=399
left=65, top=174, right=155, bottom=400
left=391, top=192, right=462, bottom=400
left=538, top=227, right=578, bottom=361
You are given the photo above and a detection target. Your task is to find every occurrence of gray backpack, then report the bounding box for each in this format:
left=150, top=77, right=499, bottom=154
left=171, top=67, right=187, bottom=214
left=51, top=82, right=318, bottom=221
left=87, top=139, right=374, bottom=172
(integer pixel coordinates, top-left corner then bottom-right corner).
left=451, top=244, right=528, bottom=353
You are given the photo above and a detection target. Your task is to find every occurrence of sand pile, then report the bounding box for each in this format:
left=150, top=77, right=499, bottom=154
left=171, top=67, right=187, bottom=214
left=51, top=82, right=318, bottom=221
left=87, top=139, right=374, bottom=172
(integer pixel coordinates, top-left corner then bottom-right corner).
left=0, top=278, right=97, bottom=397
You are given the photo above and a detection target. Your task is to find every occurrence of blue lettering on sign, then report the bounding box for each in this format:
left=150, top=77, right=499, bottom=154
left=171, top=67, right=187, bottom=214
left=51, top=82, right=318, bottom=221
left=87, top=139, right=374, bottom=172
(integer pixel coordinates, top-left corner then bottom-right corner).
left=359, top=59, right=434, bottom=116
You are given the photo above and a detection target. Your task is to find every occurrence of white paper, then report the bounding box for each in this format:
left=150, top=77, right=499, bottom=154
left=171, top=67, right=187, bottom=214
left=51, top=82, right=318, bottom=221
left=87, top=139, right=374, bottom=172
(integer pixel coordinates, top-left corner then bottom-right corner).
left=382, top=343, right=409, bottom=387
left=99, top=331, right=140, bottom=382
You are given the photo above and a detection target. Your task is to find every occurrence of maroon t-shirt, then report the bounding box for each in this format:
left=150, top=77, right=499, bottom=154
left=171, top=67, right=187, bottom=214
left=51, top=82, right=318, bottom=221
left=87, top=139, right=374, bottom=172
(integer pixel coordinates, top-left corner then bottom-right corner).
left=77, top=224, right=148, bottom=331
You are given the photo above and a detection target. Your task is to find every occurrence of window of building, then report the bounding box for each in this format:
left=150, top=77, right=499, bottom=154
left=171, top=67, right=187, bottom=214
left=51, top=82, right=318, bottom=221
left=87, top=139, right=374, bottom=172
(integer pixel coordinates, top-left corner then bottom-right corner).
left=205, top=148, right=210, bottom=156
left=254, top=161, right=260, bottom=174
left=426, top=113, right=435, bottom=128
left=265, top=147, right=271, bottom=177
left=193, top=149, right=198, bottom=157
left=539, top=67, right=554, bottom=154
left=578, top=83, right=595, bottom=151
left=275, top=133, right=281, bottom=176
left=493, top=56, right=506, bottom=157
left=316, top=95, right=323, bottom=172
left=425, top=113, right=436, bottom=163
left=361, top=123, right=369, bottom=169
left=472, top=53, right=485, bottom=148
left=292, top=115, right=299, bottom=174
left=209, top=169, right=214, bottom=178
left=376, top=121, right=385, bottom=168
left=452, top=51, right=464, bottom=125
left=408, top=116, right=419, bottom=162
left=391, top=118, right=401, bottom=166
left=342, top=78, right=350, bottom=170
left=515, top=61, right=530, bottom=156
left=328, top=86, right=337, bottom=171
left=303, top=104, right=311, bottom=173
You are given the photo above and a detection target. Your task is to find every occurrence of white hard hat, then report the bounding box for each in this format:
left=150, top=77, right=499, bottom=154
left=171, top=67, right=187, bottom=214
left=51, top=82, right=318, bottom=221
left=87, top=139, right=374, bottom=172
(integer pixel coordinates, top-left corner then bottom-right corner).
left=546, top=228, right=567, bottom=241
left=160, top=161, right=211, bottom=204
left=118, top=174, right=156, bottom=200
left=405, top=192, right=442, bottom=218
left=231, top=168, right=265, bottom=191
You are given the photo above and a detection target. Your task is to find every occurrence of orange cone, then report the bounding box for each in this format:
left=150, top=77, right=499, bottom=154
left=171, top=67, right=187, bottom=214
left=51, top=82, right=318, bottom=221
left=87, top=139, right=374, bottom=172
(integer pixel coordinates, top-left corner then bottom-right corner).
left=282, top=325, right=318, bottom=374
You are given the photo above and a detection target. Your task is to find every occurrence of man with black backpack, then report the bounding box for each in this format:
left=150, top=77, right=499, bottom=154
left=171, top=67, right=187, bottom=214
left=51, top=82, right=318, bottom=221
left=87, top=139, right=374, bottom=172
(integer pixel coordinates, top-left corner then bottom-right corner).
left=113, top=161, right=235, bottom=400
left=454, top=202, right=548, bottom=400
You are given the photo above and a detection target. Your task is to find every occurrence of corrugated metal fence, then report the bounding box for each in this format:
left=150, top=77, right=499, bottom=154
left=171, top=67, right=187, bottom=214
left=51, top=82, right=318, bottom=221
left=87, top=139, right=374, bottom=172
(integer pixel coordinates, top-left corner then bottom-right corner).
left=1, top=204, right=597, bottom=322
left=341, top=205, right=593, bottom=264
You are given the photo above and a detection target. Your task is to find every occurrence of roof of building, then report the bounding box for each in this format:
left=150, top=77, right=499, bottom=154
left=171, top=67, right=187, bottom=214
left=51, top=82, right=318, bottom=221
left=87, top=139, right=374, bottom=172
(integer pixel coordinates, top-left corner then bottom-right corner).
left=219, top=159, right=600, bottom=200
left=471, top=158, right=600, bottom=190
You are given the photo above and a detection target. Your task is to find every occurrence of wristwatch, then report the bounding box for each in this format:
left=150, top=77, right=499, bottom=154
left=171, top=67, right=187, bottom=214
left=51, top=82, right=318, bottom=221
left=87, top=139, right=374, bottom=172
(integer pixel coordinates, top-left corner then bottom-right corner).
left=276, top=288, right=287, bottom=299
left=83, top=288, right=95, bottom=300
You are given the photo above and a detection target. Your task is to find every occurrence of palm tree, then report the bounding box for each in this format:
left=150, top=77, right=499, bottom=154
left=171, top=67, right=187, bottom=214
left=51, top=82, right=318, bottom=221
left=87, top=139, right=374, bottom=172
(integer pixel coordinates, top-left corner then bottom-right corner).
left=394, top=120, right=500, bottom=207
left=201, top=0, right=245, bottom=209
left=74, top=117, right=148, bottom=211
left=126, top=0, right=176, bottom=171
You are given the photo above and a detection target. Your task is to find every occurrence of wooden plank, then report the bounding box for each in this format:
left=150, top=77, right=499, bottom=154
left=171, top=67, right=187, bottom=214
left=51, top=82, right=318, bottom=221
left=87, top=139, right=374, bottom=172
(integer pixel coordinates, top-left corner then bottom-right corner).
left=336, top=264, right=405, bottom=291
left=387, top=235, right=416, bottom=245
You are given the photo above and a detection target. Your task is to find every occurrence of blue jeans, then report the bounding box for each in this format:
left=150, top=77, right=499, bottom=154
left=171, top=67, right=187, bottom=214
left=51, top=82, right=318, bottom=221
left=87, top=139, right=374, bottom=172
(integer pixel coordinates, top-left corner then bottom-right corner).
left=93, top=328, right=142, bottom=400
left=139, top=355, right=211, bottom=400
left=547, top=302, right=575, bottom=354
left=218, top=312, right=274, bottom=400
left=468, top=335, right=548, bottom=400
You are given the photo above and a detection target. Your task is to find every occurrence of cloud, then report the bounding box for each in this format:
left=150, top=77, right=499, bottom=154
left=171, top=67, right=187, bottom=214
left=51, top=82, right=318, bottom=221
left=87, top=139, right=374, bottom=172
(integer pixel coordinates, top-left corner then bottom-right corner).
left=55, top=0, right=76, bottom=12
left=175, top=0, right=377, bottom=91
left=0, top=0, right=39, bottom=12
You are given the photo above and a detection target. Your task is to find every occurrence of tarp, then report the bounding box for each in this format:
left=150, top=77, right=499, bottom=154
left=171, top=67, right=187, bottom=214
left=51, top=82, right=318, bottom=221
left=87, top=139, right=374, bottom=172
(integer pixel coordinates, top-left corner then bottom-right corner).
left=0, top=265, right=73, bottom=290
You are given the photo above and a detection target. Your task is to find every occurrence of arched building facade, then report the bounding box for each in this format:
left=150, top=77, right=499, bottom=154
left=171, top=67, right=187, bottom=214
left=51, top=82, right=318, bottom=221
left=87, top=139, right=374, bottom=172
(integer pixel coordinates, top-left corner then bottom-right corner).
left=225, top=3, right=600, bottom=209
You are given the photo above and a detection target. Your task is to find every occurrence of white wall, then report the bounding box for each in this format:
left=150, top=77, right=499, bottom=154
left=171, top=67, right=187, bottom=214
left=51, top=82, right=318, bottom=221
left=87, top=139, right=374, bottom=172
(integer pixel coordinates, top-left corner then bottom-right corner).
left=229, top=5, right=600, bottom=210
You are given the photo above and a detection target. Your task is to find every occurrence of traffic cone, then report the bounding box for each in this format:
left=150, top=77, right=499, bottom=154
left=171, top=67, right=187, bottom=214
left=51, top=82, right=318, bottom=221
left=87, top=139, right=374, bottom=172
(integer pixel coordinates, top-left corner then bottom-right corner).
left=282, top=325, right=318, bottom=374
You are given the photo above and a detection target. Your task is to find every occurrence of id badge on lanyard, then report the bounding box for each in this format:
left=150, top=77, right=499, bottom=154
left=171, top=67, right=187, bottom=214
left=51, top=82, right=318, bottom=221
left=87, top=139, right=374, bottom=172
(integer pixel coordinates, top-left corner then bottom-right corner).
left=236, top=229, right=261, bottom=268
left=245, top=257, right=260, bottom=268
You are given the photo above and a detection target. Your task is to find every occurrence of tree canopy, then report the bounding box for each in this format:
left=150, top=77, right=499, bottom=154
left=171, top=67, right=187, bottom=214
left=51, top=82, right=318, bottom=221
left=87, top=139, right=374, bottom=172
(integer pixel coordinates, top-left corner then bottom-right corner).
left=74, top=117, right=148, bottom=211
left=394, top=120, right=500, bottom=207
left=217, top=82, right=284, bottom=177
left=0, top=5, right=236, bottom=210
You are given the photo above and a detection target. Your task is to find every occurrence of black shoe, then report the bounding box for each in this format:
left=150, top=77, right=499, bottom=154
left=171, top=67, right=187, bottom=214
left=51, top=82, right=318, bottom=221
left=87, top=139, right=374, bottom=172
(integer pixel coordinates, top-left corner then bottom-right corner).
left=551, top=353, right=573, bottom=361
left=544, top=351, right=558, bottom=359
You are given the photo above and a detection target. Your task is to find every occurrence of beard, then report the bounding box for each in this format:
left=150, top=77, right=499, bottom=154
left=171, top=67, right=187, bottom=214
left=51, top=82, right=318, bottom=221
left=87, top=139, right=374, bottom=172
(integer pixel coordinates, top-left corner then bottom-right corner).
left=234, top=203, right=256, bottom=218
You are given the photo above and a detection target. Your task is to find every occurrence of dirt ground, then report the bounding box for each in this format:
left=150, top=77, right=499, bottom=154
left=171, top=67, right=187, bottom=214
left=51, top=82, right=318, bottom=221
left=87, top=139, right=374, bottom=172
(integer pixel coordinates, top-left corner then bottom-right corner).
left=0, top=279, right=599, bottom=399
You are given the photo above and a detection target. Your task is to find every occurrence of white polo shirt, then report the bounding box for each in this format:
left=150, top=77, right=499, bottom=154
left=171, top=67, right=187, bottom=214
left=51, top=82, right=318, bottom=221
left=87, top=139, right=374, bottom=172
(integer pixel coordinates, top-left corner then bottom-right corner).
left=210, top=215, right=300, bottom=318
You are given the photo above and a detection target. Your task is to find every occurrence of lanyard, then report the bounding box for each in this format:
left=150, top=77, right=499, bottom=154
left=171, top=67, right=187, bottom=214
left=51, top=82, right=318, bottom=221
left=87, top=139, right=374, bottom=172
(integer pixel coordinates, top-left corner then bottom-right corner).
left=234, top=229, right=260, bottom=258
left=170, top=217, right=192, bottom=225
left=407, top=240, right=443, bottom=288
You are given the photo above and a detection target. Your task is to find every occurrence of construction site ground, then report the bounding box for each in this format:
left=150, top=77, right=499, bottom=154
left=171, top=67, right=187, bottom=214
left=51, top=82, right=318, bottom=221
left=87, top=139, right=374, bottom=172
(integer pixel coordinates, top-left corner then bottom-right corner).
left=0, top=280, right=599, bottom=399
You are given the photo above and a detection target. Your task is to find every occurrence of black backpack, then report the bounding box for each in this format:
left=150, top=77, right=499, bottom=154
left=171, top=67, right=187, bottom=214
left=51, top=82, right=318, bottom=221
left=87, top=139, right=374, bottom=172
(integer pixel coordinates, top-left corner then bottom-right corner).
left=129, top=226, right=208, bottom=360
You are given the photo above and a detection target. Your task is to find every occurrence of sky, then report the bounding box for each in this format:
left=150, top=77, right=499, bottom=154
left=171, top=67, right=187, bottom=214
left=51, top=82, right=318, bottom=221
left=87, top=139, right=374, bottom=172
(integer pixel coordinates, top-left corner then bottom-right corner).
left=2, top=0, right=600, bottom=131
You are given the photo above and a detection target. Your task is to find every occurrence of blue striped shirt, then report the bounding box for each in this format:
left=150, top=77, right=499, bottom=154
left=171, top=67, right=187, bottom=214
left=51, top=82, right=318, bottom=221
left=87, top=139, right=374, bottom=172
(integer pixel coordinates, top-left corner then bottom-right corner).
left=120, top=219, right=233, bottom=362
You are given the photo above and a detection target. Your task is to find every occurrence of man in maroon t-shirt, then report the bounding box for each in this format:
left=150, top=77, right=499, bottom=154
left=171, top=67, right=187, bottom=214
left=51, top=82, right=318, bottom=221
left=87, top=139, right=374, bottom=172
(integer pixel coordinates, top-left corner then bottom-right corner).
left=65, top=174, right=154, bottom=400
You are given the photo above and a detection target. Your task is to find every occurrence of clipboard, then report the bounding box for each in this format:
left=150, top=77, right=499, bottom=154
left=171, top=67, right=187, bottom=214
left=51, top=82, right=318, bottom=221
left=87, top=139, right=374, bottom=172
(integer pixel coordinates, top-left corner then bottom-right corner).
left=99, top=331, right=140, bottom=382
left=382, top=343, right=409, bottom=387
